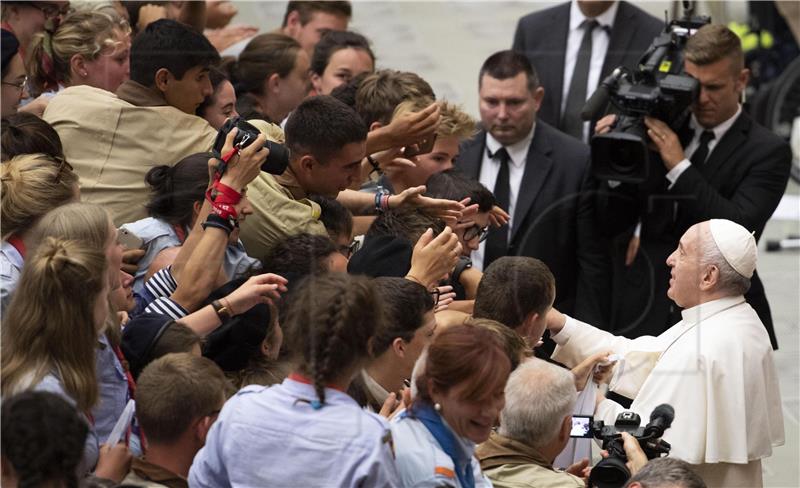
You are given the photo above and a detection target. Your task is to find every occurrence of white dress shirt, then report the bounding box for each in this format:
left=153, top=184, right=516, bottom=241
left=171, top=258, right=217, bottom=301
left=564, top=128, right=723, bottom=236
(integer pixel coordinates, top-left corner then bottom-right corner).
left=561, top=0, right=619, bottom=142
left=473, top=124, right=536, bottom=271
left=666, top=104, right=743, bottom=187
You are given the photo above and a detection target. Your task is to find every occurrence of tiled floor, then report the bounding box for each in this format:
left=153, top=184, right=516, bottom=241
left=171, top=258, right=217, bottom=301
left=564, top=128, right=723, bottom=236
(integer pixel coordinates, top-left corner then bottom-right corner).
left=232, top=2, right=800, bottom=485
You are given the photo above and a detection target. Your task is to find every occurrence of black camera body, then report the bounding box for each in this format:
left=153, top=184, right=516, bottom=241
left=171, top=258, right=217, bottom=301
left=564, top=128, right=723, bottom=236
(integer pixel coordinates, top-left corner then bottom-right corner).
left=583, top=1, right=710, bottom=183
left=212, top=117, right=290, bottom=176
left=588, top=405, right=674, bottom=488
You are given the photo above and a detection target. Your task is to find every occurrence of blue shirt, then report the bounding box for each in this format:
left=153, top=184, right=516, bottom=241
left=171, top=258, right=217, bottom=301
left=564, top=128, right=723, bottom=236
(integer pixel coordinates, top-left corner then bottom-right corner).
left=0, top=240, right=24, bottom=310
left=189, top=378, right=400, bottom=487
left=92, top=334, right=129, bottom=444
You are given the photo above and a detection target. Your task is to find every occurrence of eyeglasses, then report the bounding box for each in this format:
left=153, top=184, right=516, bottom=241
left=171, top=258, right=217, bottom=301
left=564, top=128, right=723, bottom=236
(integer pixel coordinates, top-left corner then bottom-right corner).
left=31, top=2, right=69, bottom=19
left=52, top=156, right=74, bottom=183
left=1, top=76, right=27, bottom=91
left=337, top=240, right=360, bottom=259
left=463, top=224, right=490, bottom=242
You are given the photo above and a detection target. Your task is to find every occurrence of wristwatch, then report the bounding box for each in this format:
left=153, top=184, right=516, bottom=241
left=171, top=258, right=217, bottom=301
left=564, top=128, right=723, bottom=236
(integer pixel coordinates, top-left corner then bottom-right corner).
left=211, top=299, right=233, bottom=321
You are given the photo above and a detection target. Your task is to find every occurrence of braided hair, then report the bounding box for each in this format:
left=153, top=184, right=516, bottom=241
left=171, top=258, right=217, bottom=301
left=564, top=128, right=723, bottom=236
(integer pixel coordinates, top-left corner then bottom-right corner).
left=283, top=274, right=382, bottom=406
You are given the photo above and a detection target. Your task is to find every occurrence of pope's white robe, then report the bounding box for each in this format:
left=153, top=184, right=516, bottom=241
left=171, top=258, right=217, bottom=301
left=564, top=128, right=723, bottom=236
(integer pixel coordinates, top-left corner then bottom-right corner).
left=551, top=296, right=784, bottom=487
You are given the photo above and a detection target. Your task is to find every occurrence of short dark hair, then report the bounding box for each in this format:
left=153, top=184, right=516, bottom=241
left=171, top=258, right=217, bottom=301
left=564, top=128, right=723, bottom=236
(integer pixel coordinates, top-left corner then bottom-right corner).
left=366, top=208, right=446, bottom=244
left=130, top=19, right=219, bottom=87
left=281, top=1, right=352, bottom=27
left=261, top=232, right=337, bottom=279
left=370, top=277, right=435, bottom=356
left=310, top=195, right=353, bottom=242
left=1, top=391, right=87, bottom=488
left=145, top=153, right=210, bottom=229
left=310, top=30, right=374, bottom=76
left=424, top=170, right=496, bottom=212
left=330, top=70, right=370, bottom=108
left=1, top=112, right=64, bottom=161
left=625, top=457, right=707, bottom=488
left=136, top=353, right=230, bottom=445
left=149, top=322, right=202, bottom=368
left=285, top=95, right=367, bottom=163
left=224, top=33, right=301, bottom=97
left=355, top=70, right=435, bottom=126
left=474, top=256, right=555, bottom=329
left=479, top=50, right=539, bottom=91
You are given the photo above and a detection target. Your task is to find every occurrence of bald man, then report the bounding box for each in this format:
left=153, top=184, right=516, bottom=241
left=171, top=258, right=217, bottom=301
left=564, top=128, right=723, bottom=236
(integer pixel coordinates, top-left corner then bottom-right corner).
left=545, top=219, right=784, bottom=487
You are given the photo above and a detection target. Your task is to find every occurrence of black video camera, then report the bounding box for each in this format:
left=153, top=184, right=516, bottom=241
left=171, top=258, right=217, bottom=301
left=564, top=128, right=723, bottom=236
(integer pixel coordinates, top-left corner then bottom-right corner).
left=588, top=404, right=674, bottom=488
left=212, top=117, right=290, bottom=176
left=582, top=1, right=710, bottom=183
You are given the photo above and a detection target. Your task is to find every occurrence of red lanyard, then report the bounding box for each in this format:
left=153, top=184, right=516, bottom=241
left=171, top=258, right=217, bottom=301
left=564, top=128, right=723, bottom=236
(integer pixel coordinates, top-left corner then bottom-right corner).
left=173, top=225, right=187, bottom=244
left=112, top=345, right=137, bottom=399
left=6, top=235, right=25, bottom=258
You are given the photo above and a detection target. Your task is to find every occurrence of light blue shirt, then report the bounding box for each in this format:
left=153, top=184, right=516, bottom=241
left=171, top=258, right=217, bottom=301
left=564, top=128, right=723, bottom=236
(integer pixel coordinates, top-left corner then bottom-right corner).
left=189, top=378, right=400, bottom=487
left=122, top=217, right=260, bottom=294
left=391, top=411, right=492, bottom=488
left=92, top=334, right=129, bottom=444
left=0, top=240, right=24, bottom=310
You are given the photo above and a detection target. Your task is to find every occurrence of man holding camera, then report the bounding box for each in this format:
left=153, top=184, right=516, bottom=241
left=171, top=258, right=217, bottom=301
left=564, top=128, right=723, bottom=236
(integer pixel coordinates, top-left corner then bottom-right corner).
left=596, top=24, right=792, bottom=345
left=545, top=219, right=784, bottom=487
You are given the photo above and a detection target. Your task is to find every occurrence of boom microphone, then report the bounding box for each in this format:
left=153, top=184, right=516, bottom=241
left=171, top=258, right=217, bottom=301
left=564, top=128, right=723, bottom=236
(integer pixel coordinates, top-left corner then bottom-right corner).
left=580, top=69, right=623, bottom=121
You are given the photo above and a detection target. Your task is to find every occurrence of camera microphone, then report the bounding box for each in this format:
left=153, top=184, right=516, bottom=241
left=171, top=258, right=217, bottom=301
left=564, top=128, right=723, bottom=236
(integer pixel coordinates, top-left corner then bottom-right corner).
left=643, top=404, right=675, bottom=438
left=580, top=69, right=623, bottom=121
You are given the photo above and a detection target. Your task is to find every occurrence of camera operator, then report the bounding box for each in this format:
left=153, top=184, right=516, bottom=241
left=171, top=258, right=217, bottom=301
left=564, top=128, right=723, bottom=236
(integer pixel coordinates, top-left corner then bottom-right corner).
left=596, top=24, right=791, bottom=345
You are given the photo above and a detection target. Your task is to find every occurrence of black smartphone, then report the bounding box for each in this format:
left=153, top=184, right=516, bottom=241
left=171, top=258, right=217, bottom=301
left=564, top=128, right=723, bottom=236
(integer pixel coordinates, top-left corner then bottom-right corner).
left=403, top=133, right=437, bottom=158
left=570, top=415, right=593, bottom=438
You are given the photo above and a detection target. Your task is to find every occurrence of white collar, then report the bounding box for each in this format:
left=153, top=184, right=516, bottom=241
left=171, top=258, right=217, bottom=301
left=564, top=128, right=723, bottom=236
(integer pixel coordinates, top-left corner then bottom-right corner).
left=679, top=295, right=746, bottom=325
left=569, top=0, right=619, bottom=31
left=485, top=122, right=536, bottom=168
left=690, top=104, right=742, bottom=141
left=361, top=369, right=390, bottom=405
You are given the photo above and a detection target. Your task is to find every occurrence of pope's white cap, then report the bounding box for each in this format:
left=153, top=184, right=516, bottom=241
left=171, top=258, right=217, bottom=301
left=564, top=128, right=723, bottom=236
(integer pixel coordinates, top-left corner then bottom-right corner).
left=708, top=219, right=757, bottom=278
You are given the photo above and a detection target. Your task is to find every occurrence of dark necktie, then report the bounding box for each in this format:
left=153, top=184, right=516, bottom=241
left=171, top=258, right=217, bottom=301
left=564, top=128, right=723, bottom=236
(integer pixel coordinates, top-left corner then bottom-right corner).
left=484, top=147, right=510, bottom=268
left=561, top=19, right=599, bottom=140
left=690, top=130, right=716, bottom=166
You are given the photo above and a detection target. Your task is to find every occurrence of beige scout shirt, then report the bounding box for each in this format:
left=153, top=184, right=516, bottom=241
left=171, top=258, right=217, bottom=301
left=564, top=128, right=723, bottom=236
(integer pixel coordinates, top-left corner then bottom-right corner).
left=238, top=166, right=327, bottom=260
left=43, top=82, right=217, bottom=226
left=476, top=432, right=584, bottom=488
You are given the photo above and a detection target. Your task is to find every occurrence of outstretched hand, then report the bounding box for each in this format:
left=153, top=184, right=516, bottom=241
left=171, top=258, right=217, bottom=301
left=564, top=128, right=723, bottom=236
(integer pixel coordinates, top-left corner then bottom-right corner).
left=407, top=228, right=462, bottom=289
left=224, top=273, right=288, bottom=315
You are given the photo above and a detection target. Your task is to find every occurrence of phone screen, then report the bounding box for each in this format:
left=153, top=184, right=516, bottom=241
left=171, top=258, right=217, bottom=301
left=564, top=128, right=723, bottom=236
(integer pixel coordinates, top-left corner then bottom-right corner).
left=570, top=415, right=593, bottom=438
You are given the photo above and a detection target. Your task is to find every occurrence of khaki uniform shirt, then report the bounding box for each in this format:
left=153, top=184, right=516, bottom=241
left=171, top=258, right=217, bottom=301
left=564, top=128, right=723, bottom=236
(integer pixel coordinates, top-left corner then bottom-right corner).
left=476, top=432, right=584, bottom=488
left=43, top=82, right=217, bottom=225
left=122, top=456, right=187, bottom=488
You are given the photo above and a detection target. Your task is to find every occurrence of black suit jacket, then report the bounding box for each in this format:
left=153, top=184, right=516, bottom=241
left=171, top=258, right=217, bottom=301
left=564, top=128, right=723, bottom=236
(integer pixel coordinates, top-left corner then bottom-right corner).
left=512, top=1, right=663, bottom=128
left=458, top=122, right=609, bottom=326
left=598, top=111, right=792, bottom=347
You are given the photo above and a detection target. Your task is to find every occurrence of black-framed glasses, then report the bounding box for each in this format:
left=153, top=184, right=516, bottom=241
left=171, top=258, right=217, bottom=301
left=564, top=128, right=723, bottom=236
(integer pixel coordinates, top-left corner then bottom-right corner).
left=337, top=240, right=360, bottom=259
left=1, top=76, right=27, bottom=91
left=463, top=224, right=490, bottom=242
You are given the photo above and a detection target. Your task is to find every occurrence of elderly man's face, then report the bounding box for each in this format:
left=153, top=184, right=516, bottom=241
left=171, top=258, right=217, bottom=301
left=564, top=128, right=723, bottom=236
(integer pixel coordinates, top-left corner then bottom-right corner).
left=666, top=224, right=705, bottom=308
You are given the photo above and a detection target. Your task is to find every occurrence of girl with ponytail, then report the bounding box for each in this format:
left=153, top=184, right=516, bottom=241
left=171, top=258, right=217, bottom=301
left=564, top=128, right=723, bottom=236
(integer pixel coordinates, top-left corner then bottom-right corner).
left=123, top=152, right=259, bottom=294
left=190, top=273, right=401, bottom=487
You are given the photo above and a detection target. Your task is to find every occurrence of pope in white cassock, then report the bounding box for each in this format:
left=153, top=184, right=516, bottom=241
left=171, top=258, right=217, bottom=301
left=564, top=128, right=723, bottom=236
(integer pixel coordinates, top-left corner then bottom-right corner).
left=545, top=219, right=784, bottom=487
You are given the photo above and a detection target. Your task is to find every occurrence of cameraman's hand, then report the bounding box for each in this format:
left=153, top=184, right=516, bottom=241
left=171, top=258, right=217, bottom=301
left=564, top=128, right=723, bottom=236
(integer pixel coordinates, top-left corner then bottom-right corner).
left=94, top=443, right=132, bottom=483
left=644, top=117, right=686, bottom=170
left=595, top=114, right=617, bottom=135
left=620, top=432, right=649, bottom=476
left=224, top=273, right=288, bottom=314
left=407, top=228, right=462, bottom=289
left=217, top=126, right=268, bottom=190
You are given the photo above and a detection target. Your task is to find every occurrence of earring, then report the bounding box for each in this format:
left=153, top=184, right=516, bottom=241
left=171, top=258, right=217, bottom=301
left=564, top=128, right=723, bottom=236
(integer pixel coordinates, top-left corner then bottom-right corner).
left=434, top=403, right=442, bottom=412
left=81, top=71, right=88, bottom=77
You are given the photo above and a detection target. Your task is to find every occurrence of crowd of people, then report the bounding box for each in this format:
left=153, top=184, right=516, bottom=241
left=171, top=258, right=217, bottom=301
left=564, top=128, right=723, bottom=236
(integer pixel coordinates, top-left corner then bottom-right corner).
left=0, top=1, right=792, bottom=487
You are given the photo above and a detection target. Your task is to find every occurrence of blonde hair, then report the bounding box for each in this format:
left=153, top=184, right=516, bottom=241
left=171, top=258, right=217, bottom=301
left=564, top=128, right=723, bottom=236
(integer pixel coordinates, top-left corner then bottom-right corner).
left=1, top=237, right=108, bottom=412
left=31, top=202, right=112, bottom=252
left=29, top=10, right=131, bottom=94
left=1, top=154, right=79, bottom=240
left=466, top=317, right=531, bottom=370
left=436, top=101, right=477, bottom=140
left=684, top=24, right=744, bottom=72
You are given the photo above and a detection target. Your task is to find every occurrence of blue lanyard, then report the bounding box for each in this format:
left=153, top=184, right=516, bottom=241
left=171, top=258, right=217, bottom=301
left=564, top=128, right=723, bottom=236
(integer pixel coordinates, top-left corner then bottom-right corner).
left=406, top=403, right=475, bottom=488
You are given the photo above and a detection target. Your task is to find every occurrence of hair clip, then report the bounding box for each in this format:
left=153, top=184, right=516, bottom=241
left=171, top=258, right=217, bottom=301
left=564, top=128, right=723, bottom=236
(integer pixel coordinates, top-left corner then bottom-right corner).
left=310, top=399, right=323, bottom=410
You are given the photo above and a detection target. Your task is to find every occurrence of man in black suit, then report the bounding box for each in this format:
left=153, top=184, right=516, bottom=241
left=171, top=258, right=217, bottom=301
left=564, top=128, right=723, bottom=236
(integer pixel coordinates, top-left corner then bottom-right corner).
left=595, top=24, right=791, bottom=348
left=458, top=50, right=607, bottom=326
left=512, top=1, right=662, bottom=142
